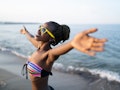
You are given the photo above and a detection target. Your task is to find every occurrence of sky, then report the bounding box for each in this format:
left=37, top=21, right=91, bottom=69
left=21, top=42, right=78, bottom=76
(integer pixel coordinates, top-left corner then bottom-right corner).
left=0, top=0, right=120, bottom=24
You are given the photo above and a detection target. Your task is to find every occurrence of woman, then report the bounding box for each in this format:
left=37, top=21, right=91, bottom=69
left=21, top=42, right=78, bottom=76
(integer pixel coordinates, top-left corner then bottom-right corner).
left=20, top=21, right=107, bottom=90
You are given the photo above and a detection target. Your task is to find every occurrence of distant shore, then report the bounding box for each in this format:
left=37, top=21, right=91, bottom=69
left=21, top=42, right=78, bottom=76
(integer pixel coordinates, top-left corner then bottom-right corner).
left=0, top=21, right=40, bottom=24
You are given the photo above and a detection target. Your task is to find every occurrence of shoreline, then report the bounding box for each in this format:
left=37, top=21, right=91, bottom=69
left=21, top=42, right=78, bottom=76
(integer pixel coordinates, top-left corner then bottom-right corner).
left=1, top=50, right=120, bottom=90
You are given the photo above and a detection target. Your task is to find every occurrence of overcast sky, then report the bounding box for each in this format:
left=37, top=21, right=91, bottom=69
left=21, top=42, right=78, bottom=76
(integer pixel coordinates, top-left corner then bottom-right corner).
left=0, top=0, right=120, bottom=24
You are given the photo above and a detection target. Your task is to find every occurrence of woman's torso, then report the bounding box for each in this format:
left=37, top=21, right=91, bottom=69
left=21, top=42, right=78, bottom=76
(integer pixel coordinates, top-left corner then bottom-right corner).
left=28, top=50, right=56, bottom=90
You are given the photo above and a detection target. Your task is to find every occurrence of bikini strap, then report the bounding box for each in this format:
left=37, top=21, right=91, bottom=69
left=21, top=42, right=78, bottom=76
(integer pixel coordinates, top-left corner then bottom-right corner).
left=21, top=63, right=28, bottom=79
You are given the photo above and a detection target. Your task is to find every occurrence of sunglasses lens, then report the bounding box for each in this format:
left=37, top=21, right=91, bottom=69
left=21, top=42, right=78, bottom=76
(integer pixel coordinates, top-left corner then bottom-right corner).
left=41, top=28, right=46, bottom=33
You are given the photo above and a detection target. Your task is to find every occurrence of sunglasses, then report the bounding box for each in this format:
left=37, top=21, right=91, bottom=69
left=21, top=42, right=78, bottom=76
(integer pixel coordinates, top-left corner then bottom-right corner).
left=39, top=26, right=55, bottom=39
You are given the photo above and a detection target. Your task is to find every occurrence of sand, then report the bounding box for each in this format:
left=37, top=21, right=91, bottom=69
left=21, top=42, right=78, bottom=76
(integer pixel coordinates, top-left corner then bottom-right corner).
left=0, top=50, right=120, bottom=90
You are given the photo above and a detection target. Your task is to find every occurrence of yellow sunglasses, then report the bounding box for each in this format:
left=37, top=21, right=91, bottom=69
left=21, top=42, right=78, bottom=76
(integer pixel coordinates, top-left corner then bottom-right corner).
left=39, top=26, right=55, bottom=39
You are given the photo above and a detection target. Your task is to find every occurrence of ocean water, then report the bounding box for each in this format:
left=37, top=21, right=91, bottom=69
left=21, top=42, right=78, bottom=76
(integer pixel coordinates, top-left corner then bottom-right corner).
left=0, top=23, right=120, bottom=82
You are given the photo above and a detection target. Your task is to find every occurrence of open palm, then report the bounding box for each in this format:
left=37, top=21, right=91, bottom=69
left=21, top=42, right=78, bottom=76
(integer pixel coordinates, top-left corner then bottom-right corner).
left=71, top=28, right=107, bottom=56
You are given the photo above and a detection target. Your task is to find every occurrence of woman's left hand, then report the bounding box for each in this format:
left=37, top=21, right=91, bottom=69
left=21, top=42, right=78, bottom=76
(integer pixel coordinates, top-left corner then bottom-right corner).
left=71, top=28, right=107, bottom=56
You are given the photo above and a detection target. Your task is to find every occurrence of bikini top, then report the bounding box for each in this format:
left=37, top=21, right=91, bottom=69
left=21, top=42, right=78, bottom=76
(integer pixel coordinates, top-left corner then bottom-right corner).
left=22, top=61, right=52, bottom=79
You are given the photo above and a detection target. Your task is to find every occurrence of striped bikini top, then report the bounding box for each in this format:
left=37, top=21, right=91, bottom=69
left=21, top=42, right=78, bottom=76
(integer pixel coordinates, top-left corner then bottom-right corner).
left=22, top=61, right=52, bottom=79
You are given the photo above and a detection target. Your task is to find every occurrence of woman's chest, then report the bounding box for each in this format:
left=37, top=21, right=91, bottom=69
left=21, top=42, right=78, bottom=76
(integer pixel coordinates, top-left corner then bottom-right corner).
left=29, top=51, right=50, bottom=67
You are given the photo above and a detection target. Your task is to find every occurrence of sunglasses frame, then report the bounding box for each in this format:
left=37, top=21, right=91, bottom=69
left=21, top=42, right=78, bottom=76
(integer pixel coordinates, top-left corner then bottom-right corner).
left=39, top=26, right=55, bottom=39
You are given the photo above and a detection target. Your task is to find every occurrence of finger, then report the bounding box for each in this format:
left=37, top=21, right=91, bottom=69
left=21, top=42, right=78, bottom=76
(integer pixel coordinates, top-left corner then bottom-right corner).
left=92, top=43, right=104, bottom=47
left=83, top=50, right=96, bottom=56
left=20, top=29, right=23, bottom=32
left=91, top=47, right=104, bottom=52
left=83, top=28, right=97, bottom=35
left=20, top=29, right=24, bottom=34
left=94, top=38, right=107, bottom=43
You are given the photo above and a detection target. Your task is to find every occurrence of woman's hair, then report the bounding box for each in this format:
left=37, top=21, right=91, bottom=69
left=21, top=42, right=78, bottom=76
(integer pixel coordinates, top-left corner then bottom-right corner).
left=47, top=21, right=70, bottom=46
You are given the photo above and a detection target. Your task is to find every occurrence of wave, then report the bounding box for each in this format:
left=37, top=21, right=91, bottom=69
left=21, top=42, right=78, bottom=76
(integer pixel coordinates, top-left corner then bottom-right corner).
left=53, top=63, right=120, bottom=83
left=0, top=46, right=27, bottom=59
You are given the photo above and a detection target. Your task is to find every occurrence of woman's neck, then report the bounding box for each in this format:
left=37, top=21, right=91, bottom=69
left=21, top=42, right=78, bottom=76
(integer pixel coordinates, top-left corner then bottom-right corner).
left=37, top=42, right=51, bottom=51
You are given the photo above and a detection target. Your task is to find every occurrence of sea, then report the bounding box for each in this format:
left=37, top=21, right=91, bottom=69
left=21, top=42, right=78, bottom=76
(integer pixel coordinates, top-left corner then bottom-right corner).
left=0, top=23, right=120, bottom=83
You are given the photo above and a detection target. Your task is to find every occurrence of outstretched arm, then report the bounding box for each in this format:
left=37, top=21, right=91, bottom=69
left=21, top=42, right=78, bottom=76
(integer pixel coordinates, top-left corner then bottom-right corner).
left=49, top=28, right=107, bottom=57
left=20, top=26, right=39, bottom=48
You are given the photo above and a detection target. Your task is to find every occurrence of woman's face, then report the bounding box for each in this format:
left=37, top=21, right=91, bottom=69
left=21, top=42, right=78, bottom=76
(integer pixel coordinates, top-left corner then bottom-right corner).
left=35, top=22, right=55, bottom=42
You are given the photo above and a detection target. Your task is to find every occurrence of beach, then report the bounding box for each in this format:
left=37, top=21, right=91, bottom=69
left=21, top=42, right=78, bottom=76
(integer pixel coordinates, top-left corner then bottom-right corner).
left=1, top=50, right=120, bottom=90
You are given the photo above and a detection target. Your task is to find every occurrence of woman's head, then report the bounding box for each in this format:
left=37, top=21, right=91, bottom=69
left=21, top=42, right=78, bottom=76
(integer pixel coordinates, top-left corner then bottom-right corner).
left=46, top=21, right=70, bottom=46
left=37, top=21, right=70, bottom=46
